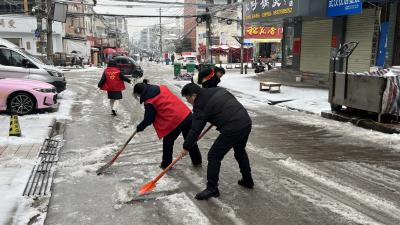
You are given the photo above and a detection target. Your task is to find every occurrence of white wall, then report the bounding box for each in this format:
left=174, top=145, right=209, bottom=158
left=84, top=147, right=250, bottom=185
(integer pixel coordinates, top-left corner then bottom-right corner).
left=0, top=15, right=63, bottom=55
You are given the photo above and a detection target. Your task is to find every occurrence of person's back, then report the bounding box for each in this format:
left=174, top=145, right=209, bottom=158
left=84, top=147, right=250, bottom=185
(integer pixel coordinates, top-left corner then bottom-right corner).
left=195, top=87, right=251, bottom=133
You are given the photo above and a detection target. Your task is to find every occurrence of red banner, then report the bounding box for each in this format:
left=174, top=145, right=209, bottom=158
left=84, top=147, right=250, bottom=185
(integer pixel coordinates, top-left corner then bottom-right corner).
left=245, top=26, right=283, bottom=39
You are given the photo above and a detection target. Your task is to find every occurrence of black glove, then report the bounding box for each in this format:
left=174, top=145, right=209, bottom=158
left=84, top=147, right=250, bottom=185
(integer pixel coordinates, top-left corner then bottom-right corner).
left=136, top=125, right=144, bottom=132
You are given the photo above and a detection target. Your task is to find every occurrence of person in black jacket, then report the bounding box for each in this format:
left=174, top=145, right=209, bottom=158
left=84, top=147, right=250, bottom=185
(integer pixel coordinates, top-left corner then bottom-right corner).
left=192, top=67, right=225, bottom=88
left=180, top=83, right=254, bottom=200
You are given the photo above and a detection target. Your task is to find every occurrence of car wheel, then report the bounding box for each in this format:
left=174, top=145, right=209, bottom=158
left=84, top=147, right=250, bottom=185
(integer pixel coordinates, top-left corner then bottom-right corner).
left=8, top=92, right=36, bottom=115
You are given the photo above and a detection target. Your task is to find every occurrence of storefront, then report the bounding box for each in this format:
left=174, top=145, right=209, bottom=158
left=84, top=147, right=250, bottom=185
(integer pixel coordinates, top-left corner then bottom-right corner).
left=244, top=25, right=283, bottom=63
left=244, top=0, right=327, bottom=73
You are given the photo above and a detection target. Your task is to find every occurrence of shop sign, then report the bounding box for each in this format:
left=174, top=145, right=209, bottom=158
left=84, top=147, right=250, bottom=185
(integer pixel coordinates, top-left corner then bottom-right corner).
left=327, top=0, right=362, bottom=17
left=245, top=26, right=283, bottom=39
left=0, top=19, right=16, bottom=29
left=244, top=0, right=297, bottom=22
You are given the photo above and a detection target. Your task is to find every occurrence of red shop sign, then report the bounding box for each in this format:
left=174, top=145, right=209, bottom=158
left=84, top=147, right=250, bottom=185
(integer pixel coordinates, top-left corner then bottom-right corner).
left=245, top=26, right=283, bottom=39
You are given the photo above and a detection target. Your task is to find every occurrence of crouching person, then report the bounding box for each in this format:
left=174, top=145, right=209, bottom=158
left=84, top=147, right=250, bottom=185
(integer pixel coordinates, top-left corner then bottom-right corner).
left=133, top=80, right=202, bottom=169
left=180, top=83, right=254, bottom=200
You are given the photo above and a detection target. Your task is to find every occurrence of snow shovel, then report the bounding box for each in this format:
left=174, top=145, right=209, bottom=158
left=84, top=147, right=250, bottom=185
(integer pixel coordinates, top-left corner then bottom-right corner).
left=96, top=131, right=137, bottom=175
left=139, top=124, right=213, bottom=195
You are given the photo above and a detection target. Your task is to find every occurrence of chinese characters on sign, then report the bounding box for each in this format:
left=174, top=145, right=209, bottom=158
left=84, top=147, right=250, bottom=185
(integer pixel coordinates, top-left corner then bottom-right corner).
left=245, top=26, right=283, bottom=39
left=244, top=0, right=296, bottom=22
left=0, top=19, right=16, bottom=29
left=327, top=0, right=362, bottom=17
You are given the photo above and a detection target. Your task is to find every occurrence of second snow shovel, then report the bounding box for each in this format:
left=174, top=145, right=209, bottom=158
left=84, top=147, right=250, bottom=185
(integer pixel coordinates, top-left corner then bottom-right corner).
left=96, top=131, right=137, bottom=175
left=139, top=124, right=213, bottom=195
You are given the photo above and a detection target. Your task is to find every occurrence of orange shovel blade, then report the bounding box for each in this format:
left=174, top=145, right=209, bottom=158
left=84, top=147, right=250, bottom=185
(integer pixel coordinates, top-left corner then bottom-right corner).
left=139, top=180, right=156, bottom=195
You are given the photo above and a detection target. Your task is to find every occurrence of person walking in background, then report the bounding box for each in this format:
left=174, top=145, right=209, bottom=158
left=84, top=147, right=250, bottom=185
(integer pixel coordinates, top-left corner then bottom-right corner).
left=192, top=66, right=225, bottom=88
left=180, top=83, right=254, bottom=200
left=98, top=59, right=132, bottom=116
left=133, top=80, right=202, bottom=169
left=171, top=54, right=175, bottom=64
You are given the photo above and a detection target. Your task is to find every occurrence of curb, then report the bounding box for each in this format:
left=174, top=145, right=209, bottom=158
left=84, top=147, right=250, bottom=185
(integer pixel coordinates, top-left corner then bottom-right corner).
left=321, top=111, right=400, bottom=134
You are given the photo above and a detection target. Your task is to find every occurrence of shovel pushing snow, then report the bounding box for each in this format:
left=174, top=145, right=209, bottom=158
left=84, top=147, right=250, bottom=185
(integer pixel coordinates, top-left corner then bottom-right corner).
left=139, top=124, right=213, bottom=195
left=96, top=131, right=137, bottom=175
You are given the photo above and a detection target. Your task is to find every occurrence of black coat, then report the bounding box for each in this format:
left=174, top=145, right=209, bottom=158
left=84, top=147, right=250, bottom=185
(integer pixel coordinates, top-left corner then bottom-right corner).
left=183, top=87, right=252, bottom=149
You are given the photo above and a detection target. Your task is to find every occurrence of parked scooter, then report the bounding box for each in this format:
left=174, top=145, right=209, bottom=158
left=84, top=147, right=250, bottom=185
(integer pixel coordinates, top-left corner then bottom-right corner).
left=254, top=61, right=272, bottom=73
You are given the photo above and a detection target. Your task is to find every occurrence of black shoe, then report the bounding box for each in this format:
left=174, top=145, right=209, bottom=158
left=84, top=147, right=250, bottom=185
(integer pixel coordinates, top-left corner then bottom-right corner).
left=111, top=110, right=117, bottom=116
left=159, top=163, right=171, bottom=170
left=192, top=162, right=202, bottom=167
left=195, top=188, right=220, bottom=200
left=238, top=179, right=254, bottom=189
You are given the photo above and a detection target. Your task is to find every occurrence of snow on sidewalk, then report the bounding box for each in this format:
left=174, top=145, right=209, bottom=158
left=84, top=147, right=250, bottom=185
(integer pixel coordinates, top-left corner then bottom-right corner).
left=0, top=89, right=75, bottom=225
left=167, top=72, right=330, bottom=114
left=220, top=73, right=330, bottom=114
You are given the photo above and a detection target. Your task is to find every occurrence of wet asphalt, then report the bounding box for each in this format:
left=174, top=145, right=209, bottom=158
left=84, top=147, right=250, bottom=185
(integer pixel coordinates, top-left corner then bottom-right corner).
left=44, top=63, right=400, bottom=225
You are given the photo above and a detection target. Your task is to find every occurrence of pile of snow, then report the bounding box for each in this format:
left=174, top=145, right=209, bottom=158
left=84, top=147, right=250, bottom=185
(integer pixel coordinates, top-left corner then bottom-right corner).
left=157, top=193, right=212, bottom=225
left=0, top=90, right=76, bottom=145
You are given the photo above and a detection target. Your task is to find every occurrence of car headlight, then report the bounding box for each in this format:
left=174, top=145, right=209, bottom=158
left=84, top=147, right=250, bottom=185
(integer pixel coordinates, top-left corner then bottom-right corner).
left=34, top=88, right=56, bottom=93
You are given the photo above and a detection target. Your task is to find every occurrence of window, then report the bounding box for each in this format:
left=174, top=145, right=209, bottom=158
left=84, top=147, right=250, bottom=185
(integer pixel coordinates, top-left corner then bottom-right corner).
left=0, top=49, right=12, bottom=66
left=120, top=58, right=130, bottom=64
left=4, top=38, right=21, bottom=47
left=36, top=41, right=46, bottom=53
left=10, top=51, right=24, bottom=67
left=26, top=41, right=31, bottom=50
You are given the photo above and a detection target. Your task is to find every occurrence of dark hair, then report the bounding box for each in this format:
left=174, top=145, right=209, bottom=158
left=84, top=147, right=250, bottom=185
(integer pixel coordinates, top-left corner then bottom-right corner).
left=108, top=59, right=117, bottom=67
left=181, top=83, right=202, bottom=96
left=215, top=67, right=225, bottom=75
left=133, top=79, right=150, bottom=95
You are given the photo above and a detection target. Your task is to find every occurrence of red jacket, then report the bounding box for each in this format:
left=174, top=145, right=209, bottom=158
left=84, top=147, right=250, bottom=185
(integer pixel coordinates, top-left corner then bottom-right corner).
left=100, top=67, right=125, bottom=91
left=145, top=85, right=191, bottom=138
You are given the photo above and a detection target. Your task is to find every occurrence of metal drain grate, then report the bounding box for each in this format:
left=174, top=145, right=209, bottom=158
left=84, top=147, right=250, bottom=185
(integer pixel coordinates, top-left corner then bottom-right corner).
left=23, top=138, right=61, bottom=196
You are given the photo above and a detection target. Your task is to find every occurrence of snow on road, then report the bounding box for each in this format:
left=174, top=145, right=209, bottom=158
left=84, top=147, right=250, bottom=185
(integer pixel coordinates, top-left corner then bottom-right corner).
left=0, top=89, right=76, bottom=225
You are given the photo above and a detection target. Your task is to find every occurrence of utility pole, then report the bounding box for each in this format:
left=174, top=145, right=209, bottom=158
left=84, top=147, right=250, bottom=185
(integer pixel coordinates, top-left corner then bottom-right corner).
left=46, top=0, right=54, bottom=63
left=23, top=0, right=28, bottom=15
left=205, top=1, right=213, bottom=64
left=159, top=8, right=163, bottom=60
left=240, top=2, right=244, bottom=74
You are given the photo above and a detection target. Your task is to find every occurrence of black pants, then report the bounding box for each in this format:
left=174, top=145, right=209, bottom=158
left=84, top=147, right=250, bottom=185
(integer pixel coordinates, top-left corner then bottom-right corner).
left=207, top=125, right=252, bottom=189
left=162, top=114, right=202, bottom=168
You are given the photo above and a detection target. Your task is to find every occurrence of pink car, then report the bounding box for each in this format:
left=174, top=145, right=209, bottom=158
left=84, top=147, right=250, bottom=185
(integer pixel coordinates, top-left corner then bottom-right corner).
left=0, top=78, right=58, bottom=115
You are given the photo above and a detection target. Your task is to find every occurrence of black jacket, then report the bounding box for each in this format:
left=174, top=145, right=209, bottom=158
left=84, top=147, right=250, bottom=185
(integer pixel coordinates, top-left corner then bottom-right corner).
left=183, top=87, right=252, bottom=149
left=136, top=84, right=160, bottom=132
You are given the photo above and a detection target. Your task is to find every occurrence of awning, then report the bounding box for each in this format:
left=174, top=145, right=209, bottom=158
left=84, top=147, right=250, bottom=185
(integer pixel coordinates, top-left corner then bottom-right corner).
left=246, top=39, right=282, bottom=43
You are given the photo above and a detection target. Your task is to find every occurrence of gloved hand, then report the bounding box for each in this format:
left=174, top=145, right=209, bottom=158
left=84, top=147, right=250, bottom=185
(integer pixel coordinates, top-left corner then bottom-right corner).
left=136, top=125, right=144, bottom=132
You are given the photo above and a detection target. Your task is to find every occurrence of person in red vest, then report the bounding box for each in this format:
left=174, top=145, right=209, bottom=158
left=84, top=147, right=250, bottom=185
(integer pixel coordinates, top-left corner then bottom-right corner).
left=98, top=59, right=132, bottom=116
left=133, top=79, right=202, bottom=169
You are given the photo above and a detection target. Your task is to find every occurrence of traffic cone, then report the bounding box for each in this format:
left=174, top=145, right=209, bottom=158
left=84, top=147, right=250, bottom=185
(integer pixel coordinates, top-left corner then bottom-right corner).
left=9, top=114, right=21, bottom=137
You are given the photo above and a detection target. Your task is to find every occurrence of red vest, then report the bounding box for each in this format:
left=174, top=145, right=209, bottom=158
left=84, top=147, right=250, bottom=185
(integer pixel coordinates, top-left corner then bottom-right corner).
left=100, top=67, right=125, bottom=91
left=145, top=85, right=191, bottom=138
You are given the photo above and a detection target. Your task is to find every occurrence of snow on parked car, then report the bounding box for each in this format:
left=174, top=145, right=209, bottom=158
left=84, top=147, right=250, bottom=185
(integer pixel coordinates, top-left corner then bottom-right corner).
left=0, top=78, right=58, bottom=115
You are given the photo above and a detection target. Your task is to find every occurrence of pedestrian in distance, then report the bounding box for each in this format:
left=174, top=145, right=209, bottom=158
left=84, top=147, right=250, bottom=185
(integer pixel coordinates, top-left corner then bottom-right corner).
left=171, top=54, right=175, bottom=64
left=97, top=59, right=132, bottom=116
left=192, top=66, right=225, bottom=88
left=180, top=83, right=254, bottom=200
left=133, top=80, right=202, bottom=169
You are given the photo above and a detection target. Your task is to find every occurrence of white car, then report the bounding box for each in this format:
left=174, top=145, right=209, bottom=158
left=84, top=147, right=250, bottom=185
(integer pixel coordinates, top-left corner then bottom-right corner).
left=177, top=56, right=198, bottom=69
